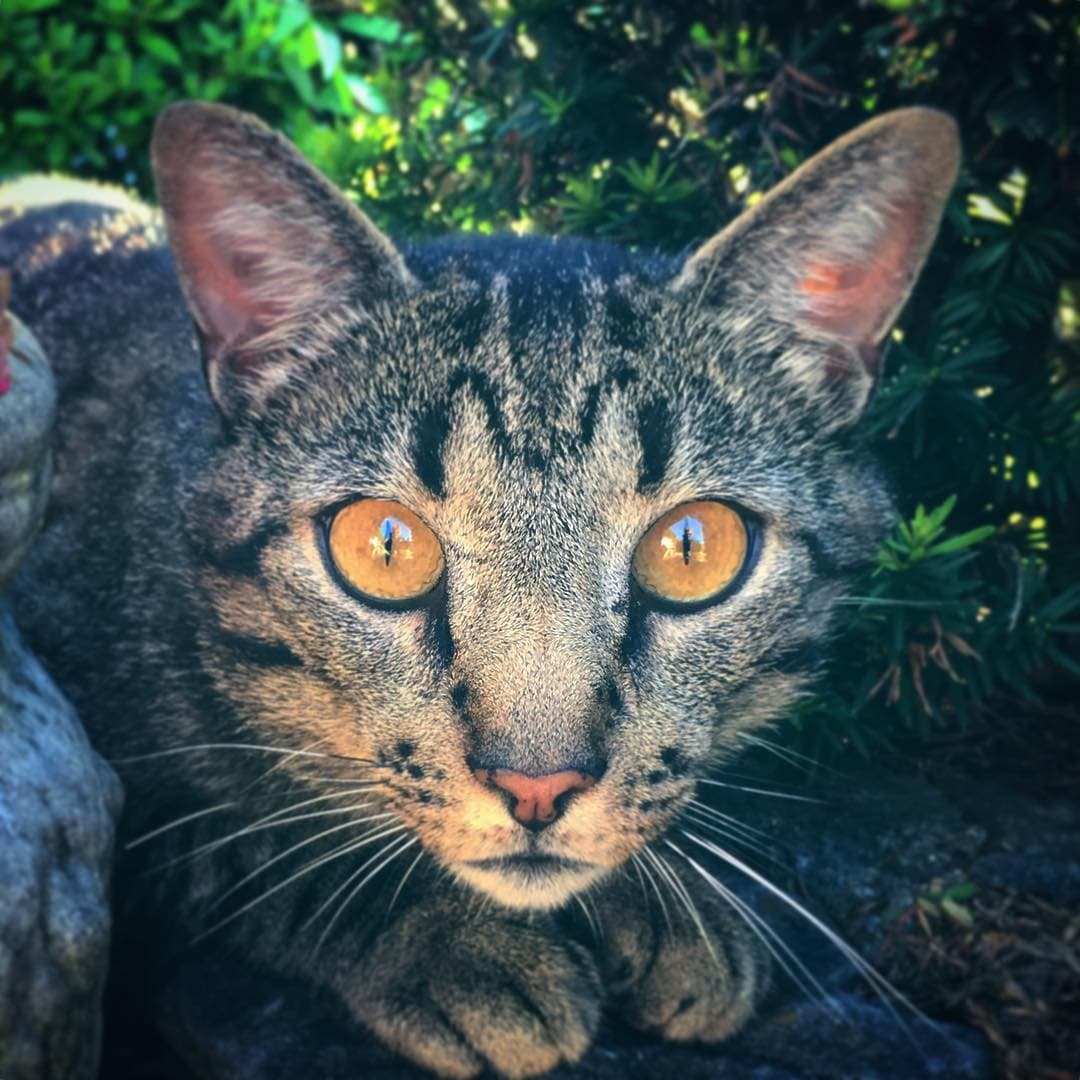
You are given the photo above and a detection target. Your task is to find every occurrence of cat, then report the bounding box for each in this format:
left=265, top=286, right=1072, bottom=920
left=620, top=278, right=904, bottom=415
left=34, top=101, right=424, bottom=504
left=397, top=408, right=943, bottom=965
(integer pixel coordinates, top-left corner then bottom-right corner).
left=2, top=102, right=958, bottom=1078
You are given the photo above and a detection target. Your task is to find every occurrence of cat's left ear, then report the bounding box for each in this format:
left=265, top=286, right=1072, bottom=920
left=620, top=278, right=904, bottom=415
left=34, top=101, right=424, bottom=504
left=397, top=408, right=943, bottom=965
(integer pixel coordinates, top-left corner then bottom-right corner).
left=673, top=108, right=960, bottom=422
left=152, top=101, right=415, bottom=420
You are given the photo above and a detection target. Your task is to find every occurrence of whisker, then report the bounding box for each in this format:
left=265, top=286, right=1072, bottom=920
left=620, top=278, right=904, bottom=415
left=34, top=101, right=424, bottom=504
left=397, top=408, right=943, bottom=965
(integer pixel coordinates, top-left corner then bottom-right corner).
left=575, top=896, right=599, bottom=940
left=735, top=733, right=838, bottom=776
left=696, top=778, right=824, bottom=804
left=629, top=852, right=652, bottom=909
left=644, top=847, right=719, bottom=966
left=125, top=802, right=236, bottom=850
left=240, top=735, right=333, bottom=795
left=666, top=839, right=842, bottom=1016
left=208, top=813, right=398, bottom=911
left=631, top=850, right=673, bottom=937
left=111, top=742, right=377, bottom=767
left=305, top=827, right=413, bottom=932
left=687, top=799, right=776, bottom=844
left=682, top=807, right=789, bottom=870
left=678, top=829, right=934, bottom=1040
left=312, top=834, right=418, bottom=954
left=386, top=848, right=425, bottom=915
left=192, top=823, right=408, bottom=943
left=835, top=596, right=961, bottom=609
left=150, top=795, right=378, bottom=872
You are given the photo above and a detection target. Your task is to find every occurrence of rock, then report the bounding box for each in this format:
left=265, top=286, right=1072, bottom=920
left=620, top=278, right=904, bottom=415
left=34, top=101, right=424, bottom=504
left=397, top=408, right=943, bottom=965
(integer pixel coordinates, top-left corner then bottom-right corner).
left=0, top=606, right=123, bottom=1080
left=944, top=779, right=1080, bottom=906
left=0, top=304, right=54, bottom=591
left=0, top=306, right=123, bottom=1080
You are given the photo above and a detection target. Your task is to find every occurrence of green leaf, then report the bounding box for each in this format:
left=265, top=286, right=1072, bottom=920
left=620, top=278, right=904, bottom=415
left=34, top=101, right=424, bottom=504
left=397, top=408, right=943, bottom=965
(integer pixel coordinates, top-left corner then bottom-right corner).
left=926, top=525, right=996, bottom=556
left=14, top=109, right=51, bottom=127
left=347, top=75, right=390, bottom=115
left=339, top=13, right=401, bottom=44
left=313, top=21, right=342, bottom=80
left=139, top=32, right=181, bottom=66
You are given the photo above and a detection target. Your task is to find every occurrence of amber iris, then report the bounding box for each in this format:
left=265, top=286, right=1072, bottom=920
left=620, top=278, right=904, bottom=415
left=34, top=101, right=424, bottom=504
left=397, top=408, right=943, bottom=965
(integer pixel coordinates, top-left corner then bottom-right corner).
left=632, top=501, right=749, bottom=605
left=327, top=499, right=444, bottom=603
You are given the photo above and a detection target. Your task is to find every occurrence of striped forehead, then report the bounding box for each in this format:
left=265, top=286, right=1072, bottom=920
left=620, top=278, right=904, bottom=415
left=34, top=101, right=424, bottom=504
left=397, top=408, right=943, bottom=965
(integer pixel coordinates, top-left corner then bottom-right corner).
left=397, top=242, right=679, bottom=497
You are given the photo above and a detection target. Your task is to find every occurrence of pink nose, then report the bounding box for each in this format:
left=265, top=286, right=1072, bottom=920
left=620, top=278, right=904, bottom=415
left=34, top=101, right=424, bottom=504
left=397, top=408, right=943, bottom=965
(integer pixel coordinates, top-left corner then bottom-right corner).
left=473, top=768, right=595, bottom=829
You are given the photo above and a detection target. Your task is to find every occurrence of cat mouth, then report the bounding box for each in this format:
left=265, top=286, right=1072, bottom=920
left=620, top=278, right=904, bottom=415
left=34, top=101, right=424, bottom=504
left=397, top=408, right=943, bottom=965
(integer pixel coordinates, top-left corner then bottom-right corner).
left=466, top=853, right=588, bottom=880
left=456, top=851, right=607, bottom=908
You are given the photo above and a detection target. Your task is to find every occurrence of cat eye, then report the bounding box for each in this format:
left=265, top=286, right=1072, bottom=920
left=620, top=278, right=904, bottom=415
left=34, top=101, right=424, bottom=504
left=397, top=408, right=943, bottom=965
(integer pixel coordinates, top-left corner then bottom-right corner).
left=632, top=501, right=750, bottom=608
left=325, top=499, right=444, bottom=606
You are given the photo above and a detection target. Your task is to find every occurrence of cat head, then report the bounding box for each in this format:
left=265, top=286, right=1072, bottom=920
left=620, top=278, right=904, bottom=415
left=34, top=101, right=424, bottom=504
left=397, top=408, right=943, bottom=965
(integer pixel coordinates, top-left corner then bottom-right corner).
left=153, top=102, right=958, bottom=908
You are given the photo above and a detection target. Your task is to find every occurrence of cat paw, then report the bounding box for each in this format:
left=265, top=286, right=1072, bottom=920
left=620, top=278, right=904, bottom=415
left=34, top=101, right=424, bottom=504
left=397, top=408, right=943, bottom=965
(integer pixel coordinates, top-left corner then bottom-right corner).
left=347, top=897, right=603, bottom=1078
left=594, top=867, right=767, bottom=1043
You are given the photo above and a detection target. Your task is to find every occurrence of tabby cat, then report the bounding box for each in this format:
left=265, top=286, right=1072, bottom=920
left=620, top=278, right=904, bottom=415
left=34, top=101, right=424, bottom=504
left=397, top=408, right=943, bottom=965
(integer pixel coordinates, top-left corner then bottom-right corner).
left=2, top=102, right=958, bottom=1077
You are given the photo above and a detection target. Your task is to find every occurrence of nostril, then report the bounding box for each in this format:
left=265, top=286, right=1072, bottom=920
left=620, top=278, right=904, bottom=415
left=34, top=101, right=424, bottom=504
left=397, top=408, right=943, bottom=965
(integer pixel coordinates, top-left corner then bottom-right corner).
left=472, top=768, right=596, bottom=830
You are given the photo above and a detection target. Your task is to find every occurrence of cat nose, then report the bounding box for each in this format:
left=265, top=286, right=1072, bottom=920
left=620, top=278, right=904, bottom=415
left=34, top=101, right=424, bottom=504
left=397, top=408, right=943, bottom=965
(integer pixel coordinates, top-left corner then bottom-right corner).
left=473, top=768, right=596, bottom=831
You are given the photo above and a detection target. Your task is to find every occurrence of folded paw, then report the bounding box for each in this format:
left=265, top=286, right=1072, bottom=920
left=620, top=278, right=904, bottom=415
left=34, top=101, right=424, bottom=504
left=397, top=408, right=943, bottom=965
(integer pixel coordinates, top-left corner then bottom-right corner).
left=594, top=863, right=768, bottom=1043
left=346, top=896, right=603, bottom=1078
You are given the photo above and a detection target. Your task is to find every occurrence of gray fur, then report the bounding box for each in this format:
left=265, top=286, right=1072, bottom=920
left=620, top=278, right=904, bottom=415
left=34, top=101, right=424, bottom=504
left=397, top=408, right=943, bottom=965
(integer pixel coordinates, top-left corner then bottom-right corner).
left=1, top=104, right=958, bottom=1077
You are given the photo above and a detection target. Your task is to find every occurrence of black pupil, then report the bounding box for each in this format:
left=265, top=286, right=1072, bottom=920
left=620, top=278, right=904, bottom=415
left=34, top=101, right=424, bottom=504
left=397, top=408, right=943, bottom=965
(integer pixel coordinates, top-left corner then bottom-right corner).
left=381, top=520, right=393, bottom=566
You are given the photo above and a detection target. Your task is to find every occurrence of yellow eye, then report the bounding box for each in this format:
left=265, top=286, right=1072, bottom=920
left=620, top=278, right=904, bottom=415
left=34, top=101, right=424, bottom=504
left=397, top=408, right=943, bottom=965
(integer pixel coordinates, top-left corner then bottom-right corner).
left=327, top=499, right=444, bottom=604
left=632, top=501, right=749, bottom=606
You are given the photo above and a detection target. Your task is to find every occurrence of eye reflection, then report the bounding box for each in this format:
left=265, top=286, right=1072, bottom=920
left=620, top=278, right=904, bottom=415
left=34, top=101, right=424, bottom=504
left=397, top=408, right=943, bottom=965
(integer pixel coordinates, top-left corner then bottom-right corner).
left=370, top=517, right=415, bottom=566
left=632, top=501, right=749, bottom=606
left=658, top=516, right=706, bottom=565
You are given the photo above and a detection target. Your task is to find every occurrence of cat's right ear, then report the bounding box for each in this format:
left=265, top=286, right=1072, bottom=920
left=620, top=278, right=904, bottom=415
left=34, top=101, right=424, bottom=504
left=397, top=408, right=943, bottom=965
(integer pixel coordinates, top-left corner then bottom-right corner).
left=672, top=108, right=959, bottom=425
left=152, top=101, right=414, bottom=420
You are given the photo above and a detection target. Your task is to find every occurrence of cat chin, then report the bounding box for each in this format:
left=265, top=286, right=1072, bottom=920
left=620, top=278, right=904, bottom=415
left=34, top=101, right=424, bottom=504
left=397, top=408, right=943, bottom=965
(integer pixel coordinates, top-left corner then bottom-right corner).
left=452, top=859, right=610, bottom=910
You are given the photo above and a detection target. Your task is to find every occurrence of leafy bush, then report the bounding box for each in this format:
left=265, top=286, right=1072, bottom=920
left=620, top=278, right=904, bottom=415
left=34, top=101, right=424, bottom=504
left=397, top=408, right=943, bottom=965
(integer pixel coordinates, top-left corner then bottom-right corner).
left=2, top=0, right=1077, bottom=752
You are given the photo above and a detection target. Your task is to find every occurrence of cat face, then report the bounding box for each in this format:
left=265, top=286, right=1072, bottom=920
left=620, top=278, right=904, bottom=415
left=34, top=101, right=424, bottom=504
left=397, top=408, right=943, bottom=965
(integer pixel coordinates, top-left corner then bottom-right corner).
left=155, top=103, right=958, bottom=908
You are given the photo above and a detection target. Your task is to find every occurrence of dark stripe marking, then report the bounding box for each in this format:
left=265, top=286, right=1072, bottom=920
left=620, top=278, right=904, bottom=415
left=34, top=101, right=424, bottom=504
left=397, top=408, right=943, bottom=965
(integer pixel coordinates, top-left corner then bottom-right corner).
left=216, top=631, right=304, bottom=669
left=579, top=365, right=639, bottom=447
left=636, top=397, right=673, bottom=493
left=202, top=520, right=289, bottom=578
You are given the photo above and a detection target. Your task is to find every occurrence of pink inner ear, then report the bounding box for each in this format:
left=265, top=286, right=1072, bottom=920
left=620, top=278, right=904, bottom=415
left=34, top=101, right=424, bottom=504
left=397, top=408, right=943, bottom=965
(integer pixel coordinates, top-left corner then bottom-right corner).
left=180, top=218, right=274, bottom=353
left=797, top=205, right=919, bottom=348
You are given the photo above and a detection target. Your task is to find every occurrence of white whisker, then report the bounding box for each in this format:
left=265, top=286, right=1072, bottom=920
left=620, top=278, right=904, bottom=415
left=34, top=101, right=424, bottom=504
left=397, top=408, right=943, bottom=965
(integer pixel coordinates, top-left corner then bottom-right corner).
left=631, top=850, right=673, bottom=936
left=696, top=778, right=824, bottom=804
left=386, top=848, right=425, bottom=914
left=644, top=847, right=719, bottom=966
left=687, top=799, right=775, bottom=843
left=312, top=835, right=418, bottom=954
left=112, top=742, right=375, bottom=766
left=683, top=807, right=789, bottom=869
left=576, top=896, right=599, bottom=940
left=735, top=733, right=838, bottom=776
left=192, top=823, right=408, bottom=943
left=208, top=813, right=397, bottom=911
left=151, top=795, right=377, bottom=871
left=678, top=829, right=933, bottom=1039
left=666, top=839, right=843, bottom=1017
left=125, top=802, right=236, bottom=849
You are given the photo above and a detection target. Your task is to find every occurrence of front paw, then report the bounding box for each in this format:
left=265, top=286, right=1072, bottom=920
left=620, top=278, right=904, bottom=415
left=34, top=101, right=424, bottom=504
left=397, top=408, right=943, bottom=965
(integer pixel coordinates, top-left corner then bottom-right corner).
left=594, top=862, right=768, bottom=1042
left=346, top=895, right=602, bottom=1078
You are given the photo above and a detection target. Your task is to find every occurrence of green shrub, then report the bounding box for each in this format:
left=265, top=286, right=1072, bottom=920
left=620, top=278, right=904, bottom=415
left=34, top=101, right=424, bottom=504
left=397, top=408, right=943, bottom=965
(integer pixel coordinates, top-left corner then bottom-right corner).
left=2, top=0, right=1077, bottom=753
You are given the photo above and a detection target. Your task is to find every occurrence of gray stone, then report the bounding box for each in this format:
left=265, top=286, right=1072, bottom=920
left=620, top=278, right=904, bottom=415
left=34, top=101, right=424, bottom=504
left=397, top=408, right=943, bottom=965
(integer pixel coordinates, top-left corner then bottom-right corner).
left=0, top=606, right=123, bottom=1080
left=0, top=310, right=54, bottom=591
left=0, top=309, right=123, bottom=1080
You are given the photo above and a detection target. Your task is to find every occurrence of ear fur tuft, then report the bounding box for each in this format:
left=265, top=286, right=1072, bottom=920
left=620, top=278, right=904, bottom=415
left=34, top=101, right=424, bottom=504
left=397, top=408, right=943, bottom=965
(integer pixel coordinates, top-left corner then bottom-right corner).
left=152, top=101, right=414, bottom=418
left=673, top=108, right=960, bottom=418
